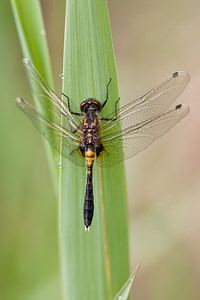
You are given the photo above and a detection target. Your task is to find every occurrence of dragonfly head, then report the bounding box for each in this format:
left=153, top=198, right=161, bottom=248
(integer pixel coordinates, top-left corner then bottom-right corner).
left=80, top=99, right=102, bottom=114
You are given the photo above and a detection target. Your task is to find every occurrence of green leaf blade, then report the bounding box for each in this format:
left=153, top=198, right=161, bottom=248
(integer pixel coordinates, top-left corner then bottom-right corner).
left=60, top=0, right=129, bottom=299
left=11, top=0, right=53, bottom=80
left=11, top=0, right=58, bottom=179
left=113, top=264, right=141, bottom=300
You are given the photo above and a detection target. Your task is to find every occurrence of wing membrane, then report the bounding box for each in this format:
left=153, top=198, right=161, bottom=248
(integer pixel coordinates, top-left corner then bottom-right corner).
left=16, top=97, right=85, bottom=167
left=98, top=71, right=190, bottom=167
left=99, top=104, right=189, bottom=167
left=18, top=62, right=189, bottom=168
left=100, top=71, right=190, bottom=135
left=22, top=58, right=82, bottom=132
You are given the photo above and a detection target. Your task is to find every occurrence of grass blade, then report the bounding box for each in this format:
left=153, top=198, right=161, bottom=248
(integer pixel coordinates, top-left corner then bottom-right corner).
left=11, top=0, right=53, bottom=80
left=113, top=264, right=140, bottom=300
left=60, top=1, right=129, bottom=299
left=11, top=0, right=58, bottom=179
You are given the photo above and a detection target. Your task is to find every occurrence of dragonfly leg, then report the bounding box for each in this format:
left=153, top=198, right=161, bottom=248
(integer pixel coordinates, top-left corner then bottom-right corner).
left=62, top=92, right=83, bottom=116
left=100, top=97, right=120, bottom=121
left=101, top=78, right=112, bottom=109
left=62, top=92, right=83, bottom=133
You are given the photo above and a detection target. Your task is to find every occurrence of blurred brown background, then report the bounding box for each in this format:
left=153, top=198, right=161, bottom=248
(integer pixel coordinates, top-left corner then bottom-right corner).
left=0, top=0, right=199, bottom=299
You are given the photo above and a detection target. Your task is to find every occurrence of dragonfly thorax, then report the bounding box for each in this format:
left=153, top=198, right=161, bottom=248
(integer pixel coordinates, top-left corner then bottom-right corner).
left=82, top=115, right=100, bottom=142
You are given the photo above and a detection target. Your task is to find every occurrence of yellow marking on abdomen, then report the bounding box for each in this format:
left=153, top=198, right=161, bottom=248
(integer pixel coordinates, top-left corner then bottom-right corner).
left=85, top=150, right=95, bottom=166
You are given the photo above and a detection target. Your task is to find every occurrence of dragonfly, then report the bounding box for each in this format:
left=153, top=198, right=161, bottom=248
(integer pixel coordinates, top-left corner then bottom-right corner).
left=16, top=59, right=190, bottom=231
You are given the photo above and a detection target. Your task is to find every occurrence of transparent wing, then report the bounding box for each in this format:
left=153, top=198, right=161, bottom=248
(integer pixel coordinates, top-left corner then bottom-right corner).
left=99, top=104, right=189, bottom=167
left=16, top=97, right=85, bottom=167
left=22, top=58, right=82, bottom=132
left=98, top=71, right=190, bottom=167
left=100, top=71, right=190, bottom=133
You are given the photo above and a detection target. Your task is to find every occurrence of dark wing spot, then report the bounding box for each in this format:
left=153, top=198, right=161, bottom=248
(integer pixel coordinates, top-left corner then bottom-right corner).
left=176, top=104, right=182, bottom=110
left=173, top=71, right=179, bottom=78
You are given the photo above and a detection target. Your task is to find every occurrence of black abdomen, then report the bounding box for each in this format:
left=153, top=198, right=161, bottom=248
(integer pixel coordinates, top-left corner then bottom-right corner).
left=84, top=147, right=95, bottom=231
left=84, top=182, right=94, bottom=230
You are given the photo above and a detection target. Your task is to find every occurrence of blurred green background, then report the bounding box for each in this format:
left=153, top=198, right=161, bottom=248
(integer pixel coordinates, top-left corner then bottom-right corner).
left=0, top=0, right=199, bottom=299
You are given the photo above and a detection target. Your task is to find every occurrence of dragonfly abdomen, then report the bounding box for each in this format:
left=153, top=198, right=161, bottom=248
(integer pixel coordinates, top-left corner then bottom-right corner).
left=84, top=146, right=95, bottom=231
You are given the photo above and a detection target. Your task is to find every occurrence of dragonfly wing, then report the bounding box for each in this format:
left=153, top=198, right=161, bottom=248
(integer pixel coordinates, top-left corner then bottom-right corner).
left=22, top=58, right=82, bottom=132
left=16, top=97, right=85, bottom=167
left=100, top=71, right=190, bottom=134
left=98, top=104, right=189, bottom=167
